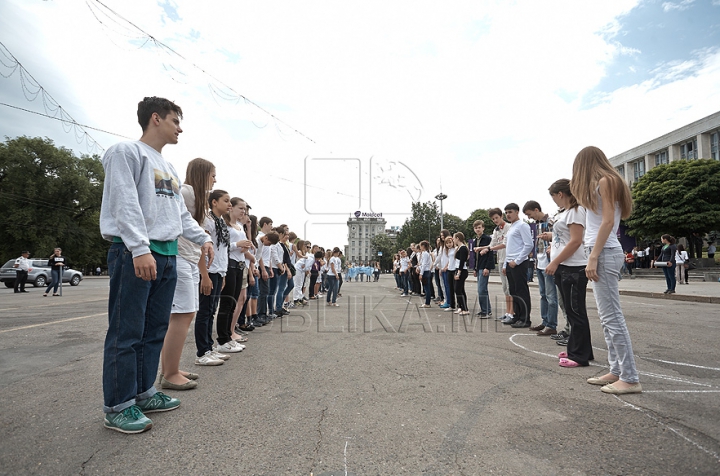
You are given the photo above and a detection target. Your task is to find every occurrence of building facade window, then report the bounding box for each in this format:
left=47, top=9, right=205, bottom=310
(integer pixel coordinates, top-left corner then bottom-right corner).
left=711, top=131, right=719, bottom=161
left=655, top=150, right=668, bottom=166
left=632, top=159, right=645, bottom=182
left=616, top=165, right=625, bottom=177
left=680, top=138, right=697, bottom=160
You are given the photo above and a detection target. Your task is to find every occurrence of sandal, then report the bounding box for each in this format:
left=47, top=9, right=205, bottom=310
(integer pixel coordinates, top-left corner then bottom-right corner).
left=558, top=351, right=568, bottom=359
left=43, top=293, right=48, bottom=297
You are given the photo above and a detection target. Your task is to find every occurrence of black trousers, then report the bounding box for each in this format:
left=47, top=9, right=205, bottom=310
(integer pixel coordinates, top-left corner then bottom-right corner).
left=506, top=260, right=531, bottom=323
left=454, top=269, right=469, bottom=311
left=217, top=264, right=243, bottom=345
left=556, top=265, right=593, bottom=366
left=14, top=270, right=28, bottom=292
left=309, top=273, right=318, bottom=298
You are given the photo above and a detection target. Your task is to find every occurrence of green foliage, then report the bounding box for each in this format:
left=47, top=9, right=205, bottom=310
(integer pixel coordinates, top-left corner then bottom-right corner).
left=0, top=136, right=106, bottom=269
left=464, top=208, right=492, bottom=240
left=441, top=213, right=465, bottom=238
left=370, top=234, right=395, bottom=269
left=396, top=201, right=440, bottom=250
left=626, top=159, right=720, bottom=241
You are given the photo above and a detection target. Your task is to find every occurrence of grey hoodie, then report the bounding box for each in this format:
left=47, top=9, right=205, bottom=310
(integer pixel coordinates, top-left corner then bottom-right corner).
left=99, top=141, right=210, bottom=258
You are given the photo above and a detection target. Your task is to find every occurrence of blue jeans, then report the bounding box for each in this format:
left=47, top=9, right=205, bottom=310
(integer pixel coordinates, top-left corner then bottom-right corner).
left=326, top=275, right=338, bottom=303
left=590, top=247, right=639, bottom=383
left=102, top=243, right=177, bottom=413
left=275, top=269, right=288, bottom=312
left=423, top=270, right=434, bottom=305
left=662, top=264, right=676, bottom=291
left=536, top=268, right=558, bottom=329
left=194, top=272, right=222, bottom=356
left=400, top=272, right=409, bottom=294
left=476, top=272, right=491, bottom=315
left=45, top=267, right=62, bottom=294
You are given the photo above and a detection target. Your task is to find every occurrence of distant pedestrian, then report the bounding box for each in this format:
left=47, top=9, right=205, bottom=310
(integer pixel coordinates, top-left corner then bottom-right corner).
left=676, top=244, right=689, bottom=285
left=44, top=248, right=67, bottom=296
left=657, top=234, right=677, bottom=294
left=708, top=242, right=716, bottom=259
left=13, top=251, right=31, bottom=293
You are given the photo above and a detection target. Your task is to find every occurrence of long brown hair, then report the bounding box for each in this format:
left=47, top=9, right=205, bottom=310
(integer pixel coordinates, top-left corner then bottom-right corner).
left=548, top=178, right=578, bottom=209
left=184, top=158, right=215, bottom=225
left=247, top=214, right=258, bottom=247
left=570, top=146, right=632, bottom=219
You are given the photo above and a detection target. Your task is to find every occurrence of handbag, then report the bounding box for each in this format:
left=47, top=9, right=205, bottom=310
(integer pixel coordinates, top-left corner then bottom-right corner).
left=288, top=262, right=297, bottom=276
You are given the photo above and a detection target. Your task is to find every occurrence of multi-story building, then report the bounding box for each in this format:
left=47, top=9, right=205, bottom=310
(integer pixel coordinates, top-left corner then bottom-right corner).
left=345, top=213, right=387, bottom=265
left=609, top=110, right=720, bottom=185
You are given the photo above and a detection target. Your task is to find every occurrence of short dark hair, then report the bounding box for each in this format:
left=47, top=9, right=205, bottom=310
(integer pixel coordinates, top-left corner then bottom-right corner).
left=522, top=200, right=541, bottom=213
left=137, top=97, right=183, bottom=132
left=488, top=208, right=503, bottom=218
left=504, top=203, right=519, bottom=212
left=264, top=231, right=280, bottom=244
left=314, top=251, right=324, bottom=259
left=259, top=216, right=273, bottom=228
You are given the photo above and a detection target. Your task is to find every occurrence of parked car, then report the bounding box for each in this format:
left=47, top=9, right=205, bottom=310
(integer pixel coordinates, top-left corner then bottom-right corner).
left=0, top=259, right=83, bottom=288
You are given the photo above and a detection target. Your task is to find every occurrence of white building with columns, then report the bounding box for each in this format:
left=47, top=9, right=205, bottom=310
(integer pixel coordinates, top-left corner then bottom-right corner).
left=345, top=213, right=387, bottom=265
left=609, top=111, right=720, bottom=185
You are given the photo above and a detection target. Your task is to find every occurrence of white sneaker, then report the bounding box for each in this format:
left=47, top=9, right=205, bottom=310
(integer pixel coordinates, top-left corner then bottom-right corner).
left=231, top=341, right=246, bottom=351
left=195, top=351, right=224, bottom=366
left=211, top=349, right=231, bottom=360
left=215, top=342, right=242, bottom=354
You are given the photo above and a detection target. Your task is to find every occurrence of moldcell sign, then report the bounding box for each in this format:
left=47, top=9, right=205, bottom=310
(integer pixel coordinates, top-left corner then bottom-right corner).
left=354, top=211, right=383, bottom=218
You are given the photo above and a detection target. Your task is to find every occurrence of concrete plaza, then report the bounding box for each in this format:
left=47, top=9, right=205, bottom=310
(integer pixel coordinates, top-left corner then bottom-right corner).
left=0, top=276, right=719, bottom=475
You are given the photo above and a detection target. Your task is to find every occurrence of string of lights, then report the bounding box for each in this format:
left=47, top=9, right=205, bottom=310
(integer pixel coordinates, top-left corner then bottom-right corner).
left=0, top=103, right=134, bottom=140
left=87, top=0, right=317, bottom=144
left=0, top=41, right=106, bottom=154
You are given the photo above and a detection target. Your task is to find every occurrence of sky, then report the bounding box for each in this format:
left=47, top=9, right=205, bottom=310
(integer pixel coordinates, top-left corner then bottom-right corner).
left=1, top=0, right=720, bottom=251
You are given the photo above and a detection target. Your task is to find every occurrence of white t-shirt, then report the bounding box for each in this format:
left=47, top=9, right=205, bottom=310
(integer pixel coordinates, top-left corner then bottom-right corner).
left=328, top=256, right=342, bottom=276
left=446, top=247, right=457, bottom=271
left=203, top=216, right=228, bottom=276
left=399, top=256, right=409, bottom=272
left=550, top=206, right=588, bottom=266
left=228, top=224, right=248, bottom=264
left=584, top=189, right=621, bottom=249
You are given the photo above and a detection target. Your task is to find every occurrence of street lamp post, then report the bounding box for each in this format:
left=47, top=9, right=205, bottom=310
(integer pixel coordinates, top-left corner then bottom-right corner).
left=435, top=193, right=447, bottom=232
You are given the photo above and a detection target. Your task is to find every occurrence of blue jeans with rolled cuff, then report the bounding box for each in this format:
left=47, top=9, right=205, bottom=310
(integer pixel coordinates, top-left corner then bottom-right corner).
left=102, top=243, right=177, bottom=413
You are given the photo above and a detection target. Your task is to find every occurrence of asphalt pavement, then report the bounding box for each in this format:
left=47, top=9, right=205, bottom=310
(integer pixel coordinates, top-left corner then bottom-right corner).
left=0, top=276, right=719, bottom=475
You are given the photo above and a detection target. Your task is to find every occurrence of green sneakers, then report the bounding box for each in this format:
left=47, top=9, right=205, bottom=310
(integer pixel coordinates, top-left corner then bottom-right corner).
left=136, top=392, right=180, bottom=413
left=104, top=405, right=152, bottom=434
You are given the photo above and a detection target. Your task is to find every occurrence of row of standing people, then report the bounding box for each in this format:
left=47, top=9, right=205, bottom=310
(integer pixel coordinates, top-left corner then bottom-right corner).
left=390, top=146, right=642, bottom=396
left=98, top=96, right=346, bottom=435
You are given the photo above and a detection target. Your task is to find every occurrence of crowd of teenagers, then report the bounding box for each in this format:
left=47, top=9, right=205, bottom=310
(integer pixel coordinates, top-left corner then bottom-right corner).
left=99, top=97, right=346, bottom=434
left=390, top=146, right=642, bottom=397
left=98, top=97, right=641, bottom=435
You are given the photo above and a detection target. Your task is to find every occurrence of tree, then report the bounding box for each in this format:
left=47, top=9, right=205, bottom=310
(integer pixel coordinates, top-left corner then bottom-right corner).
left=441, top=213, right=465, bottom=237
left=396, top=201, right=440, bottom=250
left=464, top=208, right=492, bottom=239
left=370, top=234, right=395, bottom=270
left=626, top=159, right=720, bottom=241
left=0, top=136, right=106, bottom=270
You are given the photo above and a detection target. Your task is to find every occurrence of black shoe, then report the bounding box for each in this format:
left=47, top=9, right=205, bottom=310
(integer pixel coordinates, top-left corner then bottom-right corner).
left=239, top=324, right=255, bottom=332
left=511, top=320, right=531, bottom=328
left=556, top=337, right=569, bottom=346
left=551, top=331, right=569, bottom=341
left=20, top=290, right=29, bottom=293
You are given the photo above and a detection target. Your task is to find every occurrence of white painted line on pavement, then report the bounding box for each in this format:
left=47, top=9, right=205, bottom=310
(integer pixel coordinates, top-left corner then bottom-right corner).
left=512, top=334, right=717, bottom=388
left=643, top=390, right=720, bottom=393
left=592, top=345, right=720, bottom=372
left=0, top=312, right=105, bottom=334
left=614, top=396, right=720, bottom=463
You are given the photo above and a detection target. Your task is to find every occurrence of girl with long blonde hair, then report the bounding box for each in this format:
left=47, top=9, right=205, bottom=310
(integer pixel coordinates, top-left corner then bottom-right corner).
left=571, top=146, right=640, bottom=394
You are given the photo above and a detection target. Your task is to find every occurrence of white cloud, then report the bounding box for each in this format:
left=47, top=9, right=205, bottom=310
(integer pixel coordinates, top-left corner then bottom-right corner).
left=2, top=0, right=719, bottom=250
left=662, top=0, right=695, bottom=12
